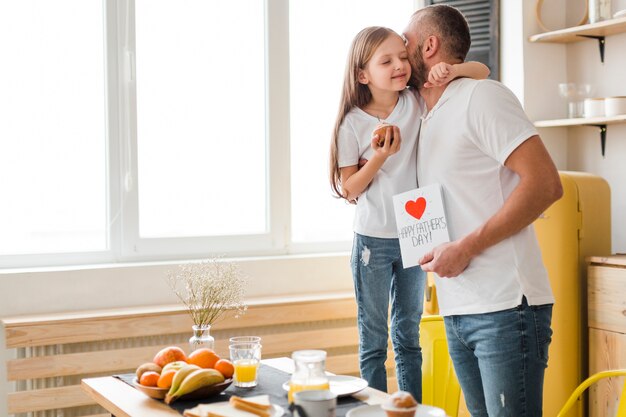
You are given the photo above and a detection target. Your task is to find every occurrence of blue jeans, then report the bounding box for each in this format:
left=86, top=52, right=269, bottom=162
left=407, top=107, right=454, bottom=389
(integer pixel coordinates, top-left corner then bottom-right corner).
left=444, top=297, right=553, bottom=417
left=351, top=233, right=425, bottom=402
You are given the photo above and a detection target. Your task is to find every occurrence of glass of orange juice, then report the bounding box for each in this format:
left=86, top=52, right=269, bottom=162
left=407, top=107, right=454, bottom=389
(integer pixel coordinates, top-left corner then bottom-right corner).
left=288, top=350, right=330, bottom=403
left=229, top=342, right=262, bottom=387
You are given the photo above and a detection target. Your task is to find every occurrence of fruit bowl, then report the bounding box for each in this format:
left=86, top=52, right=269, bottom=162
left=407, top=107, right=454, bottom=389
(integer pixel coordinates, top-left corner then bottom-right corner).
left=132, top=378, right=233, bottom=401
left=133, top=379, right=169, bottom=400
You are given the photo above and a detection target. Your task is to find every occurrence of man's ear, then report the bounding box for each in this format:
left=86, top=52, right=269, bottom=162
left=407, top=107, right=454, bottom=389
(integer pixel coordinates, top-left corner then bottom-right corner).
left=423, top=35, right=440, bottom=59
left=357, top=70, right=369, bottom=85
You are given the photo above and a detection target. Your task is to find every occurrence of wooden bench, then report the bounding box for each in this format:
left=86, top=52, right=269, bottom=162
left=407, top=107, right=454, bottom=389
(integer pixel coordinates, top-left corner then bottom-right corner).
left=2, top=293, right=398, bottom=417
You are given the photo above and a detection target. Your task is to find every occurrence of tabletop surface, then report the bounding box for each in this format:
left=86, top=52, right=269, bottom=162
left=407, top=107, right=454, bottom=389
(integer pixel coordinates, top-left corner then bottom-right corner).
left=81, top=357, right=389, bottom=417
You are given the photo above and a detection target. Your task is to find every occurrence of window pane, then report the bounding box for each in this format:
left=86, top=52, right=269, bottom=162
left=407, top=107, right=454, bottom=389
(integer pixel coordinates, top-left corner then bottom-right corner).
left=0, top=1, right=106, bottom=255
left=135, top=0, right=266, bottom=238
left=289, top=1, right=415, bottom=243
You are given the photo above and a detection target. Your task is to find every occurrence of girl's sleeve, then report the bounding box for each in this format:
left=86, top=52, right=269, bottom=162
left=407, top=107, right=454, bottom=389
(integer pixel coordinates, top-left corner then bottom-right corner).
left=337, top=121, right=360, bottom=168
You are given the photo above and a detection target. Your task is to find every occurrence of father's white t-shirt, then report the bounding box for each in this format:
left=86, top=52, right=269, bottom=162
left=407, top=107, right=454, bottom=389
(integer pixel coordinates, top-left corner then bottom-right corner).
left=337, top=89, right=425, bottom=238
left=417, top=78, right=555, bottom=316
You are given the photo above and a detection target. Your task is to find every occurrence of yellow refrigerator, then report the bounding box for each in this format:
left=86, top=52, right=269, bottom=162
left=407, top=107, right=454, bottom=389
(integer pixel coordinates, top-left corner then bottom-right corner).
left=424, top=171, right=612, bottom=417
left=534, top=171, right=611, bottom=417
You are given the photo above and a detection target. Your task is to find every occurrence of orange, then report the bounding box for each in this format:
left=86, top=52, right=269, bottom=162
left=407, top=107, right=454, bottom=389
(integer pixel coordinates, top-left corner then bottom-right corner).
left=153, top=346, right=187, bottom=368
left=187, top=348, right=220, bottom=369
left=139, top=371, right=160, bottom=387
left=214, top=359, right=235, bottom=378
left=157, top=369, right=176, bottom=388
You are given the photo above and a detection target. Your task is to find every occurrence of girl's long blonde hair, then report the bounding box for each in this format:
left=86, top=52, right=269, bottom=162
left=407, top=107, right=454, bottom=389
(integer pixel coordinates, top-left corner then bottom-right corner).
left=329, top=26, right=397, bottom=200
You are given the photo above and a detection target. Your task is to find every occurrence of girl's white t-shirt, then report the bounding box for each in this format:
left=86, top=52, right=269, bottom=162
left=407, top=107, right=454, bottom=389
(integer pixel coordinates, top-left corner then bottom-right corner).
left=337, top=89, right=425, bottom=238
left=417, top=78, right=554, bottom=316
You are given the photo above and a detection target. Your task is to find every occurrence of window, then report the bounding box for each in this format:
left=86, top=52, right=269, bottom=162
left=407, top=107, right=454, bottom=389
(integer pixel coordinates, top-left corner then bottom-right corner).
left=0, top=1, right=107, bottom=260
left=427, top=0, right=500, bottom=80
left=289, top=0, right=416, bottom=246
left=0, top=1, right=417, bottom=268
left=134, top=0, right=266, bottom=239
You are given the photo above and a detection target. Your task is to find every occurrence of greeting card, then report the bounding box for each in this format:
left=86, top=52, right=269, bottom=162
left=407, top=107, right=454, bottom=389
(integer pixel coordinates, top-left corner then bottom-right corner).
left=393, top=183, right=450, bottom=268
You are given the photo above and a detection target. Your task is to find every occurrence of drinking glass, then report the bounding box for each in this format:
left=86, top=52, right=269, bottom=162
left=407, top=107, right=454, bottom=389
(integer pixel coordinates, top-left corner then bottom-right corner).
left=558, top=83, right=595, bottom=118
left=229, top=342, right=262, bottom=387
left=229, top=336, right=262, bottom=344
left=558, top=83, right=581, bottom=118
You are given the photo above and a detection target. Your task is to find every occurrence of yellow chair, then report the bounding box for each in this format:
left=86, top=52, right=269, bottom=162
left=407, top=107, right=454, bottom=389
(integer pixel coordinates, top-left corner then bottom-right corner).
left=420, top=315, right=461, bottom=417
left=557, top=369, right=626, bottom=417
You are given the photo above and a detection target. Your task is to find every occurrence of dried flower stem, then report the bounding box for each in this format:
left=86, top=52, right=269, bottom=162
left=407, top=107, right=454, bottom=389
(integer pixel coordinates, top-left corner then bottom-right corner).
left=167, top=259, right=247, bottom=328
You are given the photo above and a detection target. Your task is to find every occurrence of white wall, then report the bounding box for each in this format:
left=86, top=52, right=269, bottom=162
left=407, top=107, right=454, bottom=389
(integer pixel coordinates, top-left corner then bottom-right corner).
left=520, top=0, right=570, bottom=168
left=566, top=33, right=626, bottom=253
left=0, top=255, right=353, bottom=316
left=509, top=0, right=626, bottom=253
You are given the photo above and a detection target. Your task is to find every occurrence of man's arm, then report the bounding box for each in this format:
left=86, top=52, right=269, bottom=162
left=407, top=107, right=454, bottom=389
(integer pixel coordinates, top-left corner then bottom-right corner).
left=419, top=135, right=563, bottom=277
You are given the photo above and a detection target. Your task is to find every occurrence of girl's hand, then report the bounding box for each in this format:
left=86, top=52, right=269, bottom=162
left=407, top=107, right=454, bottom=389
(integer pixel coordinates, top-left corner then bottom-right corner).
left=339, top=126, right=401, bottom=203
left=371, top=125, right=401, bottom=158
left=424, top=62, right=457, bottom=88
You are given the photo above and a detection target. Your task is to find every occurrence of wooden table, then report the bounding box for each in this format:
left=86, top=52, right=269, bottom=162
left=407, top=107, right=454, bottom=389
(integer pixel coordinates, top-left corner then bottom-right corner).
left=82, top=358, right=389, bottom=417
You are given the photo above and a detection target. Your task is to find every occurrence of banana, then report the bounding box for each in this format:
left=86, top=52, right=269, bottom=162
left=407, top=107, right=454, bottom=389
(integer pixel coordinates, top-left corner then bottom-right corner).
left=165, top=368, right=225, bottom=404
left=167, top=363, right=200, bottom=397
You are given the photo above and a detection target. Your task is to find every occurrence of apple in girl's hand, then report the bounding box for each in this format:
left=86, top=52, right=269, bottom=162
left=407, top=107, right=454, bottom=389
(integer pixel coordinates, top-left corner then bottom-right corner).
left=373, top=123, right=394, bottom=147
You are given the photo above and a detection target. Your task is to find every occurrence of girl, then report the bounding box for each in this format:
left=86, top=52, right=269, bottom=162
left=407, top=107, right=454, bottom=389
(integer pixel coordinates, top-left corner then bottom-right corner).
left=329, top=26, right=489, bottom=401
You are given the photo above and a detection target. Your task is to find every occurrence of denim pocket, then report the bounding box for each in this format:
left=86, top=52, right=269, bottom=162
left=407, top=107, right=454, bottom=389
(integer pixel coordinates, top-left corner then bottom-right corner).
left=531, top=304, right=553, bottom=362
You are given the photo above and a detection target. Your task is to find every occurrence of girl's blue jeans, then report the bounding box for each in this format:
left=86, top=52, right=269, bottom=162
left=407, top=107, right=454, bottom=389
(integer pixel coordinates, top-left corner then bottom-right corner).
left=444, top=297, right=553, bottom=417
left=350, top=233, right=425, bottom=402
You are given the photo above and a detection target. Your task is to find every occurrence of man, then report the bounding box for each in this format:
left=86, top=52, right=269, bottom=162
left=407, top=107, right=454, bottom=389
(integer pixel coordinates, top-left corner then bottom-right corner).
left=403, top=5, right=563, bottom=416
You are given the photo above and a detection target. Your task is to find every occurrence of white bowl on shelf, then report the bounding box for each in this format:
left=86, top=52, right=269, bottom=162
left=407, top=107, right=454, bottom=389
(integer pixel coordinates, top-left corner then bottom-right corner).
left=584, top=98, right=605, bottom=118
left=605, top=97, right=626, bottom=116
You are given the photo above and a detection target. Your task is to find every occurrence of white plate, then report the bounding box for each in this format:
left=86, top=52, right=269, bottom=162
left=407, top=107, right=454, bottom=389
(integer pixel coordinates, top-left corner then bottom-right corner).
left=185, top=402, right=285, bottom=417
left=346, top=404, right=448, bottom=417
left=281, top=375, right=369, bottom=397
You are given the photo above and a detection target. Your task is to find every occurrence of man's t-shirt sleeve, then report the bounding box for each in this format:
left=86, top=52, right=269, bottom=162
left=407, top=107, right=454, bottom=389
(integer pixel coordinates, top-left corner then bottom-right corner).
left=467, top=80, right=539, bottom=165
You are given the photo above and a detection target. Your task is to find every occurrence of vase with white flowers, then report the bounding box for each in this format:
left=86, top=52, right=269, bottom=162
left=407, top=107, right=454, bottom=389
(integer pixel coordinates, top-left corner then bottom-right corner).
left=167, top=258, right=247, bottom=352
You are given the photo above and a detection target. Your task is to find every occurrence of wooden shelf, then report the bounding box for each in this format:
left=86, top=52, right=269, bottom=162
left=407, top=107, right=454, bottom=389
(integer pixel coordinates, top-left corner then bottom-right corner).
left=534, top=115, right=626, bottom=157
left=534, top=114, right=626, bottom=127
left=529, top=16, right=626, bottom=43
left=530, top=17, right=626, bottom=155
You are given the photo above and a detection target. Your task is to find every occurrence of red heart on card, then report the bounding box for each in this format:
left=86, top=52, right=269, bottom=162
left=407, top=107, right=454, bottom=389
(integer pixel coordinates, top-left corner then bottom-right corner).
left=405, top=197, right=427, bottom=220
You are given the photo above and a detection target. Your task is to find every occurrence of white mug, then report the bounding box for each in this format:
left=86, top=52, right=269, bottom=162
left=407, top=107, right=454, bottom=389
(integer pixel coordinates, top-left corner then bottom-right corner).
left=291, top=390, right=337, bottom=417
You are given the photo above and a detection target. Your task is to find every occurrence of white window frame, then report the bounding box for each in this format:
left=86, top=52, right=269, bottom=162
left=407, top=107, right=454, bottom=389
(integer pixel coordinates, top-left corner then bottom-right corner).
left=113, top=0, right=293, bottom=263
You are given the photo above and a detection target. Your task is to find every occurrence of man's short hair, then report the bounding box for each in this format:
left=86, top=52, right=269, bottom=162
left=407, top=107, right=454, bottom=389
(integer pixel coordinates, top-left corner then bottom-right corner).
left=416, top=4, right=471, bottom=61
